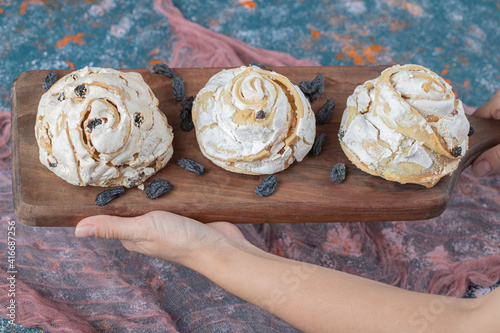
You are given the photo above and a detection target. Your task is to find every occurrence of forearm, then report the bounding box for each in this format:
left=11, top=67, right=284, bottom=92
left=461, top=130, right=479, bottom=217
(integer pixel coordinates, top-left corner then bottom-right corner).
left=185, top=240, right=479, bottom=333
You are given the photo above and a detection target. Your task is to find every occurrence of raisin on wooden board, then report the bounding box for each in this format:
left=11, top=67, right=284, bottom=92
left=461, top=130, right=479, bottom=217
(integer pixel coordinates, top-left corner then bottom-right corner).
left=179, top=96, right=194, bottom=132
left=338, top=130, right=345, bottom=141
left=250, top=63, right=268, bottom=70
left=299, top=74, right=324, bottom=101
left=181, top=96, right=194, bottom=110
left=317, top=98, right=335, bottom=124
left=311, top=133, right=327, bottom=156
left=172, top=76, right=185, bottom=101
left=151, top=63, right=176, bottom=78
left=468, top=126, right=474, bottom=136
left=330, top=163, right=346, bottom=183
left=145, top=179, right=172, bottom=199
left=95, top=186, right=125, bottom=206
left=43, top=70, right=57, bottom=90
left=255, top=175, right=278, bottom=197
left=178, top=158, right=205, bottom=175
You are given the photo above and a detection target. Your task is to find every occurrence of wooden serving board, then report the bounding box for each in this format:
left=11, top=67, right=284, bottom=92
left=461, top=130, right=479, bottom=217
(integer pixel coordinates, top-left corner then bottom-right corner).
left=11, top=66, right=500, bottom=227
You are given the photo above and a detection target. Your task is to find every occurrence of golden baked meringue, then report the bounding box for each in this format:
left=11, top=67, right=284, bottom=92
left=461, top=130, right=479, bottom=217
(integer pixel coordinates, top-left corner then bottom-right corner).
left=35, top=67, right=174, bottom=187
left=339, top=64, right=469, bottom=188
left=192, top=66, right=316, bottom=175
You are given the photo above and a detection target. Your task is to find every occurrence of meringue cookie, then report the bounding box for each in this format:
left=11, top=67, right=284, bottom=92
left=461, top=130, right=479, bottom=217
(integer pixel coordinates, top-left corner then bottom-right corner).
left=192, top=66, right=316, bottom=175
left=339, top=64, right=469, bottom=188
left=35, top=67, right=174, bottom=187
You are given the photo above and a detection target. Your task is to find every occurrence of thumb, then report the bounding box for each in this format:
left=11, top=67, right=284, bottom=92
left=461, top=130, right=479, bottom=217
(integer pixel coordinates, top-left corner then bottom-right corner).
left=75, top=214, right=152, bottom=243
left=473, top=90, right=500, bottom=120
left=471, top=144, right=500, bottom=178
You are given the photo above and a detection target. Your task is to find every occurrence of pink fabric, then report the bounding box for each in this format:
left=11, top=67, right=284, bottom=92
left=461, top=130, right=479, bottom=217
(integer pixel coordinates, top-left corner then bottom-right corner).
left=1, top=1, right=499, bottom=331
left=153, top=0, right=319, bottom=68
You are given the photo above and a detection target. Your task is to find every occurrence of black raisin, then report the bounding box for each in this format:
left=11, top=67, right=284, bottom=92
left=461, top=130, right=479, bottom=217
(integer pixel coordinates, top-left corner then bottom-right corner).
left=179, top=96, right=194, bottom=132
left=299, top=74, right=324, bottom=101
left=145, top=179, right=172, bottom=199
left=172, top=76, right=185, bottom=101
left=134, top=113, right=144, bottom=128
left=95, top=186, right=125, bottom=206
left=338, top=129, right=345, bottom=141
left=330, top=163, right=346, bottom=183
left=317, top=98, right=335, bottom=124
left=255, top=175, right=278, bottom=197
left=86, top=119, right=103, bottom=133
left=451, top=147, right=462, bottom=157
left=43, top=70, right=57, bottom=90
left=49, top=161, right=57, bottom=168
left=468, top=126, right=474, bottom=136
left=58, top=92, right=65, bottom=101
left=151, top=63, right=176, bottom=78
left=75, top=84, right=87, bottom=98
left=255, top=110, right=266, bottom=119
left=179, top=109, right=193, bottom=132
left=178, top=158, right=205, bottom=175
left=181, top=96, right=194, bottom=110
left=250, top=63, right=268, bottom=70
left=311, top=133, right=327, bottom=156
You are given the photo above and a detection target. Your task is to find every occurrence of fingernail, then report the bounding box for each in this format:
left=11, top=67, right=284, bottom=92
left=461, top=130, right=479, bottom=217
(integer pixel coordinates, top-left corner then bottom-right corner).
left=75, top=226, right=96, bottom=238
left=473, top=160, right=492, bottom=177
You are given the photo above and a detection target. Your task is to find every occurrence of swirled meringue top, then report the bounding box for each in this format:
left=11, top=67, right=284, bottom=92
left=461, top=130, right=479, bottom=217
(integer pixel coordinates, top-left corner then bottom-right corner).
left=193, top=66, right=316, bottom=175
left=35, top=67, right=174, bottom=187
left=339, top=64, right=469, bottom=187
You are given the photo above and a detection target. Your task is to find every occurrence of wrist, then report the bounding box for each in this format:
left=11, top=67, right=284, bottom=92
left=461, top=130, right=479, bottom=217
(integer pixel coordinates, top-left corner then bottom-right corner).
left=180, top=235, right=268, bottom=273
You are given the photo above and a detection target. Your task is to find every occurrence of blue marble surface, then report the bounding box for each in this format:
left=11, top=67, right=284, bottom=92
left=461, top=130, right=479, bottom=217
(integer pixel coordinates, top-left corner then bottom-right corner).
left=0, top=0, right=498, bottom=112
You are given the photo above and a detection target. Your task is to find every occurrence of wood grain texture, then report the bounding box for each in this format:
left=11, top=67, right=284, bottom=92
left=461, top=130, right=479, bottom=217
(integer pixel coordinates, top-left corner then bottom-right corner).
left=11, top=66, right=500, bottom=227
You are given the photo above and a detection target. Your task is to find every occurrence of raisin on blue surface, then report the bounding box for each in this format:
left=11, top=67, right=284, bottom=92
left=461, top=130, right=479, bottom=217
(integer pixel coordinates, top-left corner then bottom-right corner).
left=151, top=63, right=176, bottom=78
left=178, top=158, right=205, bottom=175
left=145, top=179, right=172, bottom=199
left=43, top=70, right=57, bottom=90
left=172, top=76, right=185, bottom=101
left=317, top=98, right=335, bottom=124
left=255, top=175, right=278, bottom=197
left=330, top=163, right=346, bottom=183
left=299, top=74, right=324, bottom=101
left=311, top=133, right=327, bottom=156
left=468, top=126, right=474, bottom=136
left=75, top=84, right=87, bottom=98
left=179, top=96, right=194, bottom=132
left=86, top=119, right=103, bottom=133
left=95, top=186, right=125, bottom=206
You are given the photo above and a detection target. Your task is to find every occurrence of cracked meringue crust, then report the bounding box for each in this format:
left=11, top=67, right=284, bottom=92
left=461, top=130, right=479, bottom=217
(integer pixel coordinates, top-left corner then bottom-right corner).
left=35, top=67, right=174, bottom=188
left=192, top=66, right=316, bottom=175
left=339, top=64, right=469, bottom=188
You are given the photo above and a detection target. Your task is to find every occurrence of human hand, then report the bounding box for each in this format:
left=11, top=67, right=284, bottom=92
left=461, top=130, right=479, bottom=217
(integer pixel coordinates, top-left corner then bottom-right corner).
left=471, top=90, right=500, bottom=177
left=75, top=211, right=248, bottom=266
